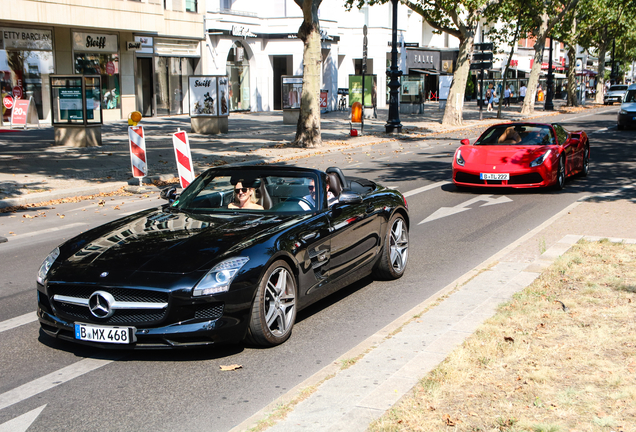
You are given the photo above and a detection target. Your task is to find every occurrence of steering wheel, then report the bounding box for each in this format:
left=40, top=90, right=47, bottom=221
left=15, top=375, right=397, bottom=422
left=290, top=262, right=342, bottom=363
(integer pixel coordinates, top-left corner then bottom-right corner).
left=278, top=197, right=314, bottom=211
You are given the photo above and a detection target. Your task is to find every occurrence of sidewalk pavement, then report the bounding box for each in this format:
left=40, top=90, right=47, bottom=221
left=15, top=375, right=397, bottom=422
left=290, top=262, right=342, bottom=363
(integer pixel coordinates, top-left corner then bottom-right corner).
left=3, top=97, right=632, bottom=432
left=0, top=98, right=574, bottom=209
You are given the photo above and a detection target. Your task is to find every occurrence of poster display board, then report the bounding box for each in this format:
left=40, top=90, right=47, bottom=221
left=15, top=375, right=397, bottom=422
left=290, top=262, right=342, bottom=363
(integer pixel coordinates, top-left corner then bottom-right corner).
left=10, top=97, right=40, bottom=129
left=348, top=75, right=377, bottom=107
left=50, top=75, right=102, bottom=125
left=438, top=75, right=453, bottom=100
left=189, top=76, right=230, bottom=117
left=282, top=76, right=303, bottom=110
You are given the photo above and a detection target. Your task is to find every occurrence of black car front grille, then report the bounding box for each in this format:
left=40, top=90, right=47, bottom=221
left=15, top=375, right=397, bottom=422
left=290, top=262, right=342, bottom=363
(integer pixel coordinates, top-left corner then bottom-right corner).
left=194, top=304, right=224, bottom=320
left=56, top=303, right=166, bottom=325
left=48, top=284, right=170, bottom=326
left=509, top=173, right=544, bottom=184
left=51, top=285, right=168, bottom=303
left=455, top=172, right=484, bottom=184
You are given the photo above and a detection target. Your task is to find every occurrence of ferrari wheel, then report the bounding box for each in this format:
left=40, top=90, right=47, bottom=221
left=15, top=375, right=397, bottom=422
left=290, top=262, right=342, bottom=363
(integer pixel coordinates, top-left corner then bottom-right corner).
left=373, top=214, right=409, bottom=280
left=247, top=261, right=297, bottom=347
left=554, top=156, right=566, bottom=190
left=580, top=146, right=589, bottom=177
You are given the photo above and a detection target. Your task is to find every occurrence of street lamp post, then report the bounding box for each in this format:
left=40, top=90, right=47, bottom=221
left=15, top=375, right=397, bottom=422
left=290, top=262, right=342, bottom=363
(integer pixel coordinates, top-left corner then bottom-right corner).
left=385, top=0, right=402, bottom=133
left=545, top=37, right=554, bottom=111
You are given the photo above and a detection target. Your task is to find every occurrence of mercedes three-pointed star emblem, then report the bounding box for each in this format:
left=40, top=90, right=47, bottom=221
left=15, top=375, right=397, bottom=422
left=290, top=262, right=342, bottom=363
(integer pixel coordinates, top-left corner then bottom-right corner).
left=88, top=291, right=115, bottom=319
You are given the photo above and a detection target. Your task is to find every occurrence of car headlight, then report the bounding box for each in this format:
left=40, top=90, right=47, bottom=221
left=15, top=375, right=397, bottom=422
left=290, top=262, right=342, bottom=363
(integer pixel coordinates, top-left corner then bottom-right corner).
left=530, top=149, right=552, bottom=167
left=455, top=149, right=465, bottom=166
left=193, top=257, right=249, bottom=296
left=37, top=247, right=60, bottom=284
left=620, top=109, right=628, bottom=115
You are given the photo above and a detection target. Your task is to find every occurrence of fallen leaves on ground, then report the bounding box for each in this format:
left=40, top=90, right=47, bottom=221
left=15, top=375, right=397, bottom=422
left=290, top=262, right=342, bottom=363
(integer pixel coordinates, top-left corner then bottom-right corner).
left=219, top=364, right=243, bottom=371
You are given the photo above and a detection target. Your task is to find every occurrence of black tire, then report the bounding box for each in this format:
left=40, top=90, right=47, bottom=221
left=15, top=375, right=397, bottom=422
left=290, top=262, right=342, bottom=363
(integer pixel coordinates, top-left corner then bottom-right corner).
left=553, top=156, right=566, bottom=190
left=373, top=213, right=409, bottom=280
left=580, top=145, right=589, bottom=177
left=617, top=124, right=624, bottom=130
left=247, top=261, right=297, bottom=347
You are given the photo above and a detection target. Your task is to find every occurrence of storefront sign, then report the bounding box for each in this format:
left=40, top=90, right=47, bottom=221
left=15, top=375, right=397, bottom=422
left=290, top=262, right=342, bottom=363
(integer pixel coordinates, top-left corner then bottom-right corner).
left=189, top=76, right=218, bottom=116
left=134, top=36, right=154, bottom=54
left=0, top=27, right=53, bottom=50
left=231, top=26, right=256, bottom=38
left=12, top=86, right=23, bottom=99
left=10, top=96, right=39, bottom=129
left=126, top=41, right=142, bottom=51
left=73, top=32, right=118, bottom=53
left=406, top=49, right=441, bottom=72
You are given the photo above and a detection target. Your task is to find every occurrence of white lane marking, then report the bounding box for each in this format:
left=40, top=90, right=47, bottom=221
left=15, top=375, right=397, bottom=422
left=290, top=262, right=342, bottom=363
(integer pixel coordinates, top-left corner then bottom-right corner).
left=403, top=181, right=451, bottom=198
left=5, top=223, right=88, bottom=240
left=0, top=358, right=113, bottom=411
left=590, top=127, right=608, bottom=134
left=565, top=107, right=616, bottom=122
left=347, top=162, right=362, bottom=167
left=419, top=195, right=512, bottom=225
left=0, top=405, right=46, bottom=432
left=0, top=312, right=37, bottom=334
left=375, top=156, right=390, bottom=161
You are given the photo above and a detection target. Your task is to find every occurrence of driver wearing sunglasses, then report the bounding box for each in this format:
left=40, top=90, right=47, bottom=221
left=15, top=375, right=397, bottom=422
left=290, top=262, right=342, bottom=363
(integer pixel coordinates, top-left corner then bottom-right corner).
left=228, top=181, right=264, bottom=210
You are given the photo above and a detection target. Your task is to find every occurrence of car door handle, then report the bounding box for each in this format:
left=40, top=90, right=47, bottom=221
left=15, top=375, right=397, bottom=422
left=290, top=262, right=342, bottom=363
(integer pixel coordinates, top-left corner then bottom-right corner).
left=366, top=205, right=374, bottom=214
left=301, top=232, right=317, bottom=242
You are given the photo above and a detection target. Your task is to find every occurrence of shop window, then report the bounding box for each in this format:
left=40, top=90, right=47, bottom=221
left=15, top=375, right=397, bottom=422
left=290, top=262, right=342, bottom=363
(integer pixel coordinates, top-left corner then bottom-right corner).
left=154, top=56, right=195, bottom=116
left=74, top=53, right=120, bottom=110
left=226, top=42, right=250, bottom=111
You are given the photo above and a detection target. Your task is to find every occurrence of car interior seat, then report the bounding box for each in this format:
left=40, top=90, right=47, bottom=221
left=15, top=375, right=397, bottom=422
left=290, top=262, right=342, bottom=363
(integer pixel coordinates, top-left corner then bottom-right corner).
left=256, top=180, right=273, bottom=210
left=326, top=167, right=347, bottom=193
left=326, top=172, right=343, bottom=197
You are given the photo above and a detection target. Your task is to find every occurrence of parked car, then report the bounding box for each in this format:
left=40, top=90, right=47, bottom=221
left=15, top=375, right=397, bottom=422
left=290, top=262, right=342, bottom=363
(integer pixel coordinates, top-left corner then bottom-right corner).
left=617, top=83, right=636, bottom=130
left=604, top=84, right=628, bottom=105
left=37, top=166, right=410, bottom=349
left=452, top=122, right=589, bottom=190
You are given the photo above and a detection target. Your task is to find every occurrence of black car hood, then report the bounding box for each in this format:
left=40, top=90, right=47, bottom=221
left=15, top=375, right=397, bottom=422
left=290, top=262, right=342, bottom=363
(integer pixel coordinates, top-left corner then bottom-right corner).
left=52, top=208, right=304, bottom=280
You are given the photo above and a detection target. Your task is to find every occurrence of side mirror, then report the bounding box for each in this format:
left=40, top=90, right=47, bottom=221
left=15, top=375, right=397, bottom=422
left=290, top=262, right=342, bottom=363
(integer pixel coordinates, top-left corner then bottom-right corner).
left=460, top=139, right=470, bottom=146
left=160, top=186, right=178, bottom=203
left=337, top=191, right=363, bottom=205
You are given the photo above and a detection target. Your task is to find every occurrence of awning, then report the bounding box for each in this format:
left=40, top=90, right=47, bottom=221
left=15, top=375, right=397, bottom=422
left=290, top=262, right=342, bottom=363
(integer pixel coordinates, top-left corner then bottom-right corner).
left=410, top=68, right=440, bottom=75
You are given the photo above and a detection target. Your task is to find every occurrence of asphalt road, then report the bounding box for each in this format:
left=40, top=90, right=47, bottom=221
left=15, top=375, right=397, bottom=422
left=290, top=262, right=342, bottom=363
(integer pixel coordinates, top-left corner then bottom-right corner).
left=0, top=107, right=631, bottom=432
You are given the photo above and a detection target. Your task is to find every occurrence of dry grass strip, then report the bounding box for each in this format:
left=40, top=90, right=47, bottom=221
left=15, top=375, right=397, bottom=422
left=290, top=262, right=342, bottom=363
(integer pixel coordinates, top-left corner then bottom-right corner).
left=370, top=239, right=636, bottom=432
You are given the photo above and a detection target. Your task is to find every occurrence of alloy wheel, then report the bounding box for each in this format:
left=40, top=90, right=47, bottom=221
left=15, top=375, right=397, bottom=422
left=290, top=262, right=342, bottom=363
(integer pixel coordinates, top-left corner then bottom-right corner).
left=389, top=218, right=409, bottom=272
left=264, top=267, right=296, bottom=337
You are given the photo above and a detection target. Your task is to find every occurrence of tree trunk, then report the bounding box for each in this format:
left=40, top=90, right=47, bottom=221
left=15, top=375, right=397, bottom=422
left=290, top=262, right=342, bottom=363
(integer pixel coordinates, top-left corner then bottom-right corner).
left=293, top=1, right=322, bottom=148
left=442, top=34, right=474, bottom=126
left=521, top=14, right=549, bottom=116
left=567, top=43, right=578, bottom=107
left=595, top=33, right=608, bottom=104
left=497, top=17, right=520, bottom=119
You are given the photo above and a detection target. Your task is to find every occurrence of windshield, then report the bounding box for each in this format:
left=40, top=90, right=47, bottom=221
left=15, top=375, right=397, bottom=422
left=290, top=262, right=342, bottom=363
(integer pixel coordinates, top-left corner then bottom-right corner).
left=172, top=169, right=320, bottom=214
left=476, top=124, right=556, bottom=146
left=624, top=90, right=636, bottom=103
left=610, top=85, right=628, bottom=92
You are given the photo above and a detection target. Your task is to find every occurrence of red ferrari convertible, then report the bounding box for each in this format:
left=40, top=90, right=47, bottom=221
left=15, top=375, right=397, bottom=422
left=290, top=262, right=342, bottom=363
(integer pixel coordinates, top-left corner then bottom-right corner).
left=452, top=123, right=589, bottom=190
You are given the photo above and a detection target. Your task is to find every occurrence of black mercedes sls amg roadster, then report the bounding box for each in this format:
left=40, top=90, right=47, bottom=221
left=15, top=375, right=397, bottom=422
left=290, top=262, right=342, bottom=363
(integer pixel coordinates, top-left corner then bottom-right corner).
left=37, top=165, right=409, bottom=349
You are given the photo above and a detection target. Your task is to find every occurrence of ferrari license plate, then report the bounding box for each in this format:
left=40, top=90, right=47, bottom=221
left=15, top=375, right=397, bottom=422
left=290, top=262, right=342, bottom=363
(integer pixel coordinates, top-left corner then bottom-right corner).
left=480, top=173, right=510, bottom=180
left=75, top=323, right=135, bottom=344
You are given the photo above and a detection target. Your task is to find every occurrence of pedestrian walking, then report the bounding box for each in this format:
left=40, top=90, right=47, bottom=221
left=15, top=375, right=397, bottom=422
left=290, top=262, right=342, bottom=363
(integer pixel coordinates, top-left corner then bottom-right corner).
left=519, top=83, right=527, bottom=102
left=486, top=84, right=495, bottom=112
left=504, top=84, right=512, bottom=107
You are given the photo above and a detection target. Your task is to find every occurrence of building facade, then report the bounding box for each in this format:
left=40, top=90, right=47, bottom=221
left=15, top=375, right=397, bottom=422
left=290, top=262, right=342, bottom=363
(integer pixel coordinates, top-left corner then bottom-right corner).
left=1, top=0, right=204, bottom=124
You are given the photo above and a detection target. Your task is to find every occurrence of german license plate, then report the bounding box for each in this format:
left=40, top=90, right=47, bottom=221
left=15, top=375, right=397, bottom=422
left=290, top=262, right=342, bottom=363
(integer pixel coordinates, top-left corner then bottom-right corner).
left=480, top=173, right=509, bottom=180
left=75, top=323, right=135, bottom=344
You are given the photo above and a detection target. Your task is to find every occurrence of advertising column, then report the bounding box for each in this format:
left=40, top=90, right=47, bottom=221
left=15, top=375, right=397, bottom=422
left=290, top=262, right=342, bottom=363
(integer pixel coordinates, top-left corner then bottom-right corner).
left=72, top=31, right=121, bottom=121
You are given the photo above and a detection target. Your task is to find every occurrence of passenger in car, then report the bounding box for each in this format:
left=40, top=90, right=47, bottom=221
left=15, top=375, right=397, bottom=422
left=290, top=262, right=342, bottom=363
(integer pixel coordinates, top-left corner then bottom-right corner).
left=229, top=181, right=264, bottom=210
left=497, top=126, right=522, bottom=144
